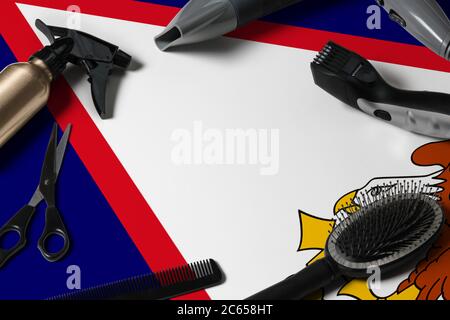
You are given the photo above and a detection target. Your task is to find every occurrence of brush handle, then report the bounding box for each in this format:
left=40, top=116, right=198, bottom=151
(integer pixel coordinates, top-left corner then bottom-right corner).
left=357, top=88, right=450, bottom=139
left=230, top=0, right=303, bottom=26
left=246, top=258, right=338, bottom=300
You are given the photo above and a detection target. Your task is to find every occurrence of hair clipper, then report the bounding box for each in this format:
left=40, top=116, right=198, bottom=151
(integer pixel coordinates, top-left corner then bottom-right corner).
left=311, top=41, right=450, bottom=139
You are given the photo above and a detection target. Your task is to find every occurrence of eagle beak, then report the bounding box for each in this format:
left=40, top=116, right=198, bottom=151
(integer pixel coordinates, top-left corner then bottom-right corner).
left=334, top=190, right=360, bottom=215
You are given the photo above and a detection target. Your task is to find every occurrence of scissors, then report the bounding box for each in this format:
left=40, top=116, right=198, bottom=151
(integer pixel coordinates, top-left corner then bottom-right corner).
left=0, top=124, right=72, bottom=268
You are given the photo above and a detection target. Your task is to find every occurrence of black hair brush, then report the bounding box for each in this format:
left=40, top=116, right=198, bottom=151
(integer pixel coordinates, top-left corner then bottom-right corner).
left=50, top=259, right=223, bottom=300
left=247, top=183, right=445, bottom=300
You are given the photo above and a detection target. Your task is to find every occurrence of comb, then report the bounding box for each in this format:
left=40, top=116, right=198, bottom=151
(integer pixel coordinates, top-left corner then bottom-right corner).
left=49, top=259, right=223, bottom=300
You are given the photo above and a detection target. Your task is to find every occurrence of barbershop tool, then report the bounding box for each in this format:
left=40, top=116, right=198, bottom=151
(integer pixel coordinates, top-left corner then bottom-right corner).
left=0, top=20, right=131, bottom=147
left=50, top=259, right=224, bottom=300
left=35, top=19, right=131, bottom=119
left=247, top=184, right=444, bottom=300
left=0, top=124, right=72, bottom=268
left=311, top=41, right=450, bottom=139
left=376, top=0, right=450, bottom=60
left=155, top=0, right=303, bottom=51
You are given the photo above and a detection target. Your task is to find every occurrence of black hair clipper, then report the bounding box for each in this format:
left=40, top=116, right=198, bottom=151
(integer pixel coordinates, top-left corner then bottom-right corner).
left=311, top=41, right=450, bottom=139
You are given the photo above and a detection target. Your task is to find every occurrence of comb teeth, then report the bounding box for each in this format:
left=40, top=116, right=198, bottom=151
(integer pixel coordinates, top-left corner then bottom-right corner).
left=49, top=259, right=223, bottom=300
left=313, top=41, right=354, bottom=73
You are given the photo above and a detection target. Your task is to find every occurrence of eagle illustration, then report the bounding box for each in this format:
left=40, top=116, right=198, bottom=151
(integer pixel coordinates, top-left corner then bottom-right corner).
left=298, top=140, right=450, bottom=300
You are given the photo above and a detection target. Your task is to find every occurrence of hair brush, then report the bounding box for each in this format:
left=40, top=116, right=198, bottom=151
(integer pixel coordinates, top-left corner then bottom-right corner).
left=311, top=41, right=450, bottom=139
left=247, top=184, right=445, bottom=300
left=49, top=259, right=223, bottom=300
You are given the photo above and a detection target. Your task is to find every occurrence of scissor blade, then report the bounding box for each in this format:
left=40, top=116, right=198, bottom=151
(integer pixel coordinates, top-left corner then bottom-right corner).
left=40, top=124, right=58, bottom=186
left=55, top=124, right=72, bottom=177
left=29, top=124, right=71, bottom=207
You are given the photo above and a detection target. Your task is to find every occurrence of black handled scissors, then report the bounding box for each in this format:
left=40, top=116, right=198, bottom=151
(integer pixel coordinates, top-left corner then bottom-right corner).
left=0, top=124, right=71, bottom=268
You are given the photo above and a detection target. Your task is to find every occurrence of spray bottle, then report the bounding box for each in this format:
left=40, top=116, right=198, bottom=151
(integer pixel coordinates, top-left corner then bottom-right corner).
left=0, top=19, right=132, bottom=147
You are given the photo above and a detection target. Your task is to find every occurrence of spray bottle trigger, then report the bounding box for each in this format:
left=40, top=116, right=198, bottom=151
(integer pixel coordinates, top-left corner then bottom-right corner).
left=35, top=19, right=132, bottom=119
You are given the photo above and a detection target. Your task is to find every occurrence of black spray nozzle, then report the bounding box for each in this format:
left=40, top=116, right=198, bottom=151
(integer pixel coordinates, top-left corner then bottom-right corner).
left=31, top=37, right=74, bottom=78
left=35, top=19, right=132, bottom=119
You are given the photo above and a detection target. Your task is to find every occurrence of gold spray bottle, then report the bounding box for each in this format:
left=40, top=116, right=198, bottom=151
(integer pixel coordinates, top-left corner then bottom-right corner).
left=0, top=19, right=132, bottom=147
left=0, top=38, right=73, bottom=147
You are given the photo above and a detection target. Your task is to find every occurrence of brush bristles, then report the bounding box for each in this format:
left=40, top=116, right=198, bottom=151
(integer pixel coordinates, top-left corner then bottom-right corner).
left=49, top=259, right=219, bottom=300
left=313, top=42, right=352, bottom=73
left=333, top=195, right=436, bottom=260
left=328, top=182, right=443, bottom=268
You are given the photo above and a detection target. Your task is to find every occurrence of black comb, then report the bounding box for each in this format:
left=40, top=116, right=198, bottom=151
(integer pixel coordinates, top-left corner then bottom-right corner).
left=49, top=259, right=223, bottom=300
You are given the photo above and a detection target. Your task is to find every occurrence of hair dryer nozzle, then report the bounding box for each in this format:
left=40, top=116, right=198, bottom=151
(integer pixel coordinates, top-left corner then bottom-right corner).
left=379, top=0, right=450, bottom=61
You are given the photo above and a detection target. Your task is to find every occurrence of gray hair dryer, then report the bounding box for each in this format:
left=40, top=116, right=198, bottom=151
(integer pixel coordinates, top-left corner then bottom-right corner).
left=377, top=0, right=450, bottom=60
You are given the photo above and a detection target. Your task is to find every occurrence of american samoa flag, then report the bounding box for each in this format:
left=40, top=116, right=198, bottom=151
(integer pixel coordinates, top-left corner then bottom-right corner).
left=0, top=0, right=449, bottom=300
